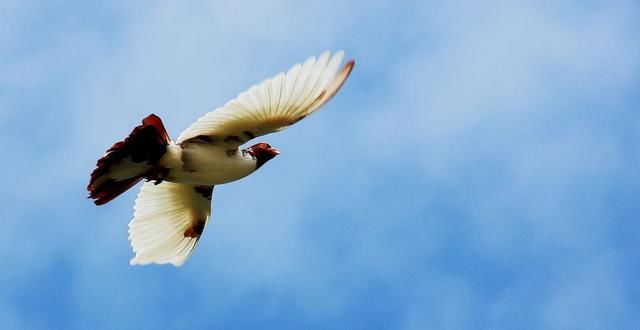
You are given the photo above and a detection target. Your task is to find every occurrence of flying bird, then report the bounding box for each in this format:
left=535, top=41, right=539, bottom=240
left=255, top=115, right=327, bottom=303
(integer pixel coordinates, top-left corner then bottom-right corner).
left=87, top=51, right=354, bottom=266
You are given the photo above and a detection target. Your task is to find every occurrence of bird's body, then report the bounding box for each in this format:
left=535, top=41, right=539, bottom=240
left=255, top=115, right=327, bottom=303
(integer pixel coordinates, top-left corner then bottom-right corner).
left=87, top=51, right=354, bottom=266
left=159, top=142, right=258, bottom=185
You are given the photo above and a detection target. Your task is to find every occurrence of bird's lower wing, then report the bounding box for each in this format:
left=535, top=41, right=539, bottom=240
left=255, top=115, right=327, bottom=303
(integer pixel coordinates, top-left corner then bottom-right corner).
left=128, top=181, right=214, bottom=266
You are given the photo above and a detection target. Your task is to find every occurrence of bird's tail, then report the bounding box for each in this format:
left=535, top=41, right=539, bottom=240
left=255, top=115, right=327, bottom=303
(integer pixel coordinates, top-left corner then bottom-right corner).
left=87, top=114, right=171, bottom=205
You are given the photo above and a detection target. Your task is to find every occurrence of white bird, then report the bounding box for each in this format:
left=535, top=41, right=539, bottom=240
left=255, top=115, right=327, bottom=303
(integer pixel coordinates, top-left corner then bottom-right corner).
left=87, top=51, right=354, bottom=266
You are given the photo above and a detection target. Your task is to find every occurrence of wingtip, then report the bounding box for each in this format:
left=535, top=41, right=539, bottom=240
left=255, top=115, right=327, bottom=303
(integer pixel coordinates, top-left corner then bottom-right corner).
left=322, top=58, right=355, bottom=101
left=343, top=59, right=355, bottom=77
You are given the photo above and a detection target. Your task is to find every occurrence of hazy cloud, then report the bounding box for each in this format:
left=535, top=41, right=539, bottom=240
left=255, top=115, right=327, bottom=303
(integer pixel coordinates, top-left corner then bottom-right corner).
left=1, top=0, right=639, bottom=329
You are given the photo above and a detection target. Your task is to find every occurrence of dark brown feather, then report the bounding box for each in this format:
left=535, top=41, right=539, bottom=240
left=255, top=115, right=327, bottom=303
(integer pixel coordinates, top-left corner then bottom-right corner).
left=184, top=220, right=206, bottom=238
left=88, top=114, right=171, bottom=205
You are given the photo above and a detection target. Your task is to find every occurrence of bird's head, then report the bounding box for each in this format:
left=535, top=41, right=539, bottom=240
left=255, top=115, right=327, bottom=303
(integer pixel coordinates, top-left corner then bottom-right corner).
left=249, top=142, right=280, bottom=169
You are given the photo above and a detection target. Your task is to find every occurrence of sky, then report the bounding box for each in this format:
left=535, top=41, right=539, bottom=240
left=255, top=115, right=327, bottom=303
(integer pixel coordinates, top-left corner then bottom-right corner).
left=1, top=0, right=639, bottom=329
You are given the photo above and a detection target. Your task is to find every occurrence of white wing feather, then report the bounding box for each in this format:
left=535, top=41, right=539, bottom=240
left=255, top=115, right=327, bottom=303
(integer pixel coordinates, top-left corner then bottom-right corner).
left=128, top=181, right=213, bottom=266
left=176, top=51, right=354, bottom=146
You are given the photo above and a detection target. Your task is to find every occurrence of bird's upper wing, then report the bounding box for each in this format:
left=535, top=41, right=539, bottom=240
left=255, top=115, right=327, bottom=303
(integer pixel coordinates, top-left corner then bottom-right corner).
left=128, top=181, right=214, bottom=266
left=176, top=51, right=354, bottom=147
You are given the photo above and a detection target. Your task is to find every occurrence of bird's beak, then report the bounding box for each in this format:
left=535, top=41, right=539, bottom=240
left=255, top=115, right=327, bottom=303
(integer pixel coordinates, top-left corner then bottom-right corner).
left=269, top=148, right=280, bottom=155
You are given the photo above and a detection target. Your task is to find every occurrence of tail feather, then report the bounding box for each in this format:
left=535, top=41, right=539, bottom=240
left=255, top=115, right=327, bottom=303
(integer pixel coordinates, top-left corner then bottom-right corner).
left=91, top=176, right=143, bottom=206
left=88, top=114, right=171, bottom=205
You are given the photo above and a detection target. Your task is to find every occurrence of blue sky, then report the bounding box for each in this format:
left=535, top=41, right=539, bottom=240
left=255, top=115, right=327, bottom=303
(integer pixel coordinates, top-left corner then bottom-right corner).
left=1, top=0, right=639, bottom=329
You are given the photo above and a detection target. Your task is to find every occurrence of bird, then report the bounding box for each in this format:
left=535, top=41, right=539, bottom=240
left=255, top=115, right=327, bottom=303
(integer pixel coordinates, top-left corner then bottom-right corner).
left=87, top=51, right=354, bottom=266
